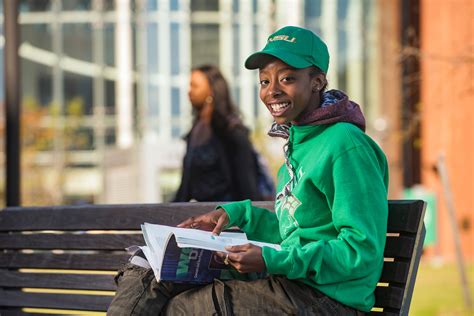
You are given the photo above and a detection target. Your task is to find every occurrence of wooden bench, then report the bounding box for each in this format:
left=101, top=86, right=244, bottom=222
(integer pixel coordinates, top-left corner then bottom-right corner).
left=0, top=200, right=426, bottom=315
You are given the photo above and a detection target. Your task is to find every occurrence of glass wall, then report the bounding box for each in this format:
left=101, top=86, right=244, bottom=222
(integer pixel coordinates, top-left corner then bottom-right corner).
left=14, top=0, right=138, bottom=205
left=142, top=0, right=188, bottom=141
left=303, top=0, right=380, bottom=123
left=0, top=0, right=382, bottom=205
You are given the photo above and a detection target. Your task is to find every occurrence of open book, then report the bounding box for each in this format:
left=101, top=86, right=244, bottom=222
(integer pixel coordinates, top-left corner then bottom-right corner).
left=140, top=223, right=281, bottom=284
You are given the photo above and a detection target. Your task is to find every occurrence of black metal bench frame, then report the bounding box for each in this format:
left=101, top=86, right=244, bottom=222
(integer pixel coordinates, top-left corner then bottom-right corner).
left=0, top=200, right=426, bottom=315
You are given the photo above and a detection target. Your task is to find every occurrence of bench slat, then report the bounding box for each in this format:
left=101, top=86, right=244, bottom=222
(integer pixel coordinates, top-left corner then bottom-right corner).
left=379, top=261, right=409, bottom=284
left=0, top=233, right=144, bottom=250
left=0, top=202, right=277, bottom=232
left=0, top=200, right=422, bottom=232
left=368, top=311, right=399, bottom=316
left=0, top=203, right=216, bottom=231
left=384, top=236, right=415, bottom=259
left=0, top=310, right=56, bottom=316
left=0, top=253, right=129, bottom=270
left=0, top=270, right=116, bottom=291
left=0, top=290, right=112, bottom=311
left=374, top=286, right=404, bottom=310
left=386, top=200, right=424, bottom=234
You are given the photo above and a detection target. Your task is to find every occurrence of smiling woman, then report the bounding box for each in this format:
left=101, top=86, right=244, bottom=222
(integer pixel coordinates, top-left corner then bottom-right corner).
left=108, top=26, right=388, bottom=316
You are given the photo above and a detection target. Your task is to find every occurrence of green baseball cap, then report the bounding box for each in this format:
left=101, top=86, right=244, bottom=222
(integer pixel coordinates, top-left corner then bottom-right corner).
left=245, top=26, right=329, bottom=73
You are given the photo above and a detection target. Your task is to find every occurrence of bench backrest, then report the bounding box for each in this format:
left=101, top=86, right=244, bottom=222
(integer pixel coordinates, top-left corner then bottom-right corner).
left=370, top=200, right=426, bottom=316
left=0, top=200, right=425, bottom=315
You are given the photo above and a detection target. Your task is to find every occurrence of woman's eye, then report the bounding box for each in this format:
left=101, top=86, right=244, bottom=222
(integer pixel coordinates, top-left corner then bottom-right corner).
left=281, top=76, right=294, bottom=82
left=259, top=80, right=269, bottom=86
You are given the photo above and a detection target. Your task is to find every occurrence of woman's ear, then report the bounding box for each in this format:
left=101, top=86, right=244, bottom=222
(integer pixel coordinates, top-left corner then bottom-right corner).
left=205, top=95, right=214, bottom=104
left=311, top=73, right=326, bottom=93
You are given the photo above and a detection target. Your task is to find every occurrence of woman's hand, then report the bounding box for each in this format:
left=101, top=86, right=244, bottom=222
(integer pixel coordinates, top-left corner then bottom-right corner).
left=217, top=244, right=266, bottom=273
left=177, top=208, right=229, bottom=235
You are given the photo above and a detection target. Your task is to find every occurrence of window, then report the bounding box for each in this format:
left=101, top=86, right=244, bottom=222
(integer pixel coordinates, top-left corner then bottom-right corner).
left=64, top=72, right=93, bottom=115
left=104, top=23, right=115, bottom=66
left=105, top=127, right=116, bottom=145
left=19, top=0, right=51, bottom=12
left=105, top=79, right=116, bottom=115
left=65, top=127, right=95, bottom=151
left=104, top=0, right=115, bottom=11
left=21, top=60, right=53, bottom=109
left=146, top=22, right=159, bottom=73
left=63, top=23, right=93, bottom=62
left=170, top=0, right=179, bottom=11
left=146, top=0, right=158, bottom=11
left=21, top=24, right=52, bottom=51
left=305, top=0, right=322, bottom=34
left=232, top=0, right=239, bottom=13
left=62, top=0, right=92, bottom=11
left=170, top=23, right=180, bottom=75
left=305, top=0, right=322, bottom=18
left=233, top=24, right=240, bottom=76
left=171, top=87, right=180, bottom=116
left=147, top=85, right=159, bottom=116
left=191, top=0, right=219, bottom=11
left=191, top=24, right=219, bottom=67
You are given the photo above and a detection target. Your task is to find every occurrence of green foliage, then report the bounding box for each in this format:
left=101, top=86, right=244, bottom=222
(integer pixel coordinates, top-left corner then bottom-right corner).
left=49, top=101, right=61, bottom=117
left=18, top=95, right=93, bottom=205
left=22, top=97, right=54, bottom=151
left=66, top=97, right=85, bottom=117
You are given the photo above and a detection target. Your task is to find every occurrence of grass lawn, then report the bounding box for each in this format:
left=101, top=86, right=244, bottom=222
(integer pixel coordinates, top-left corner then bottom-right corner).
left=410, top=261, right=474, bottom=315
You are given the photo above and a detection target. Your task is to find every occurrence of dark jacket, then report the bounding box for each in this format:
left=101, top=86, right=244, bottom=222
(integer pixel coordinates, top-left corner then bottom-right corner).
left=174, top=124, right=261, bottom=202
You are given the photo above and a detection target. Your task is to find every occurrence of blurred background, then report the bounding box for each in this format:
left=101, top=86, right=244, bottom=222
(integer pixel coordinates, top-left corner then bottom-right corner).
left=0, top=0, right=472, bottom=314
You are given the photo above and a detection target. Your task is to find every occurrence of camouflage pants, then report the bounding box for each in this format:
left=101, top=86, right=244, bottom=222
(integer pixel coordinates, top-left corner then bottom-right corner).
left=107, top=263, right=364, bottom=316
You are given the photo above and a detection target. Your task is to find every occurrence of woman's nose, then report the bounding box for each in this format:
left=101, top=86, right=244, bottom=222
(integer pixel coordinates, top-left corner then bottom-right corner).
left=267, top=82, right=282, bottom=97
left=268, top=85, right=281, bottom=97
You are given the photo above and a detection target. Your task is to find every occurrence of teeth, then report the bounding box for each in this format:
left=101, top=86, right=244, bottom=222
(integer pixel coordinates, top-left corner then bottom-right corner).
left=270, top=102, right=289, bottom=111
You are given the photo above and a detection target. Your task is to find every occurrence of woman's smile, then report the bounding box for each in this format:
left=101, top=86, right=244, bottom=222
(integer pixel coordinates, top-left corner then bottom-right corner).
left=267, top=101, right=291, bottom=116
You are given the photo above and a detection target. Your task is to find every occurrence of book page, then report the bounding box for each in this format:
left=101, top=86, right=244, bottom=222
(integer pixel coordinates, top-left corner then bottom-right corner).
left=141, top=224, right=175, bottom=281
left=142, top=224, right=175, bottom=253
left=177, top=236, right=281, bottom=252
left=143, top=224, right=281, bottom=253
left=141, top=245, right=160, bottom=278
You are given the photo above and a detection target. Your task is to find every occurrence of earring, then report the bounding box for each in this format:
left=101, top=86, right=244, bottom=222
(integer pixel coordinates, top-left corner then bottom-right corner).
left=205, top=96, right=214, bottom=104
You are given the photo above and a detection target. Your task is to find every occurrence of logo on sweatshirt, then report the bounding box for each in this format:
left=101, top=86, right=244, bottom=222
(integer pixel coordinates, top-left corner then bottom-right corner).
left=275, top=166, right=304, bottom=227
left=281, top=194, right=302, bottom=226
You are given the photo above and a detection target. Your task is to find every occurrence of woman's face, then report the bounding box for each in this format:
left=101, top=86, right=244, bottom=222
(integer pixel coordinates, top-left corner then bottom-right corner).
left=188, top=70, right=212, bottom=109
left=259, top=58, right=322, bottom=124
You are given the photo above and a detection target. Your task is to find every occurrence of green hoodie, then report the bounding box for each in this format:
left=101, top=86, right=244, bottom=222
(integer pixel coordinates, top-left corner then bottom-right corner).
left=220, top=122, right=389, bottom=312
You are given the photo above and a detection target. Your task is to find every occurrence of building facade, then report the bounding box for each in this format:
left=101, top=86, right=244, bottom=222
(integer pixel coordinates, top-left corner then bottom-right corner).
left=420, top=0, right=473, bottom=261
left=1, top=0, right=389, bottom=206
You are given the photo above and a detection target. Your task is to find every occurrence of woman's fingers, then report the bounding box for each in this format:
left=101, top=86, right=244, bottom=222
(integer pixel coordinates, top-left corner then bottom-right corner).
left=225, top=243, right=251, bottom=253
left=177, top=216, right=195, bottom=228
left=177, top=213, right=218, bottom=230
left=224, top=244, right=265, bottom=273
left=178, top=209, right=228, bottom=233
left=211, top=212, right=229, bottom=235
